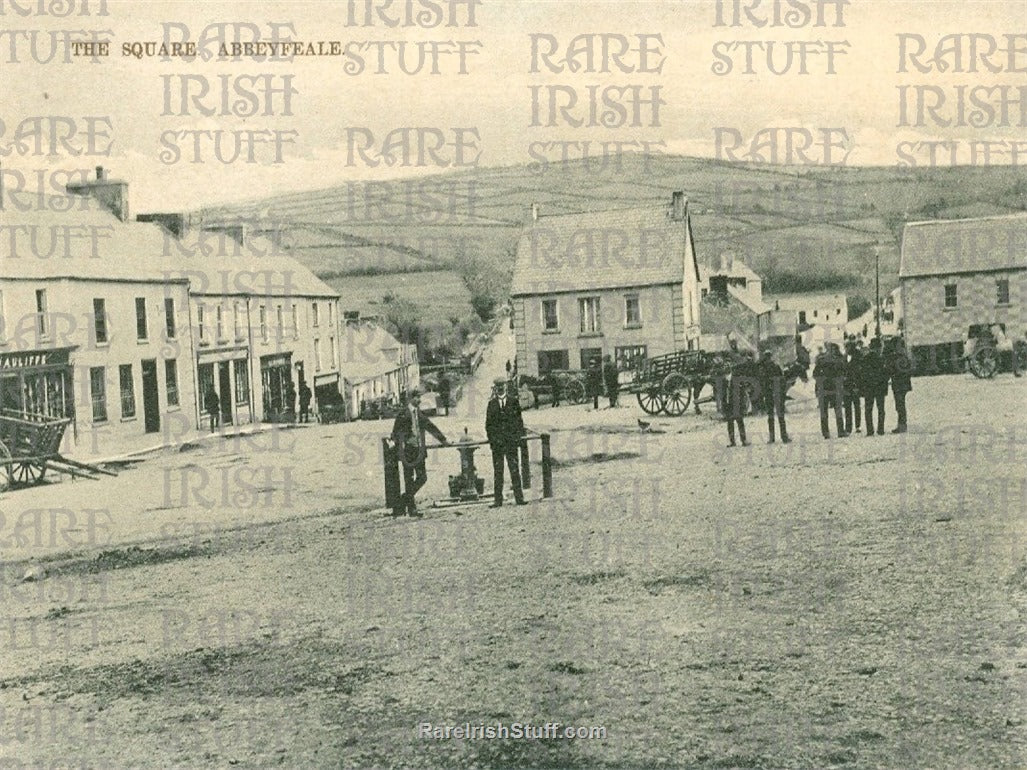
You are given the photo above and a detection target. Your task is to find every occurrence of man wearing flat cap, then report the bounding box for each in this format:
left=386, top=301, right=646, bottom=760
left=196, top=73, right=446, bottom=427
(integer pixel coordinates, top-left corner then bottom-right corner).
left=391, top=387, right=449, bottom=516
left=485, top=377, right=527, bottom=507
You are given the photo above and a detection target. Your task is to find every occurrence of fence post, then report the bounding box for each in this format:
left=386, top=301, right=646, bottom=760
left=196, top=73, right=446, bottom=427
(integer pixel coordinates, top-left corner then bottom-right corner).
left=540, top=433, right=553, bottom=499
left=519, top=438, right=531, bottom=489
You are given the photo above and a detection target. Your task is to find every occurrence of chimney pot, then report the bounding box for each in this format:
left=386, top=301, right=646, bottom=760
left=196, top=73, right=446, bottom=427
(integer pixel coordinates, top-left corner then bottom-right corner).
left=671, top=191, right=685, bottom=221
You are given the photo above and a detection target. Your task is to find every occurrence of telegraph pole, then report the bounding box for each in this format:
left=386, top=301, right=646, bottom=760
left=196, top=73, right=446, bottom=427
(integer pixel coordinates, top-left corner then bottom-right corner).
left=874, top=246, right=882, bottom=339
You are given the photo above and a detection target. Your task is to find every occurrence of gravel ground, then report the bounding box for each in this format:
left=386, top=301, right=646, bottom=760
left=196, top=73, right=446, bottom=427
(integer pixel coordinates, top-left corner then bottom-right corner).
left=0, top=373, right=1024, bottom=769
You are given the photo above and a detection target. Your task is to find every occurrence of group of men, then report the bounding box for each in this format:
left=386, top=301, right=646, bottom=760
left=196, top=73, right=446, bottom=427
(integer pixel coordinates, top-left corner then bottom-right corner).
left=389, top=377, right=527, bottom=516
left=723, top=335, right=913, bottom=447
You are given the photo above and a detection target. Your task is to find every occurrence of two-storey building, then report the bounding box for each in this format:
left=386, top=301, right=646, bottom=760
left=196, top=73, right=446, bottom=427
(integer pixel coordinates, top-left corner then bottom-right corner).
left=510, top=192, right=702, bottom=377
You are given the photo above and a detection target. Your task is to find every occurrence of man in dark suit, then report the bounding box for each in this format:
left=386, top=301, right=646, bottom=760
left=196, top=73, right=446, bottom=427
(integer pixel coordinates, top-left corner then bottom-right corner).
left=756, top=349, right=790, bottom=444
left=725, top=351, right=756, bottom=447
left=813, top=342, right=847, bottom=439
left=391, top=387, right=448, bottom=516
left=887, top=336, right=913, bottom=433
left=860, top=337, right=888, bottom=436
left=602, top=354, right=619, bottom=408
left=485, top=377, right=527, bottom=507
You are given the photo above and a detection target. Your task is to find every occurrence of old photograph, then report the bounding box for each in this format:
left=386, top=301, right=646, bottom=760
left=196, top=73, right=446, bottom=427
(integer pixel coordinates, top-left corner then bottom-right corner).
left=1, top=0, right=1025, bottom=767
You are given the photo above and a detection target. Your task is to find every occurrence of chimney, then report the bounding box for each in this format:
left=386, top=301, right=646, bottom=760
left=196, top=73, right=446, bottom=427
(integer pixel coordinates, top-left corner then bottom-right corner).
left=136, top=212, right=187, bottom=238
left=66, top=166, right=129, bottom=222
left=530, top=202, right=539, bottom=222
left=670, top=191, right=685, bottom=221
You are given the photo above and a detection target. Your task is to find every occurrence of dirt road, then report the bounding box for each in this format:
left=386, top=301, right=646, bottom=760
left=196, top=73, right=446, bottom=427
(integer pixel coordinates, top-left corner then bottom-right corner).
left=0, top=374, right=1024, bottom=768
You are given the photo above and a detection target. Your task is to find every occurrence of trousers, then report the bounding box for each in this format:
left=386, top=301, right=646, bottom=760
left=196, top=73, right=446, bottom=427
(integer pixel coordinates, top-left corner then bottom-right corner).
left=491, top=445, right=524, bottom=505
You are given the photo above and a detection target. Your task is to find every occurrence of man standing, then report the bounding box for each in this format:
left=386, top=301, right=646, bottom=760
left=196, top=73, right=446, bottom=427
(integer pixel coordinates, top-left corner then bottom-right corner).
left=860, top=337, right=887, bottom=436
left=391, top=388, right=449, bottom=516
left=757, top=349, right=790, bottom=444
left=298, top=381, right=312, bottom=423
left=725, top=351, right=755, bottom=447
left=485, top=378, right=527, bottom=508
left=586, top=358, right=603, bottom=410
left=888, top=337, right=913, bottom=433
left=204, top=385, right=220, bottom=433
left=843, top=339, right=862, bottom=434
left=602, top=354, right=619, bottom=408
left=437, top=370, right=451, bottom=416
left=813, top=342, right=847, bottom=439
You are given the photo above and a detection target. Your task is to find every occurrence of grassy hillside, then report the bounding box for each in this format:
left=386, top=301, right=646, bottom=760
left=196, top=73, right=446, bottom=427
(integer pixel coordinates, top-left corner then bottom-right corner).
left=193, top=157, right=1027, bottom=349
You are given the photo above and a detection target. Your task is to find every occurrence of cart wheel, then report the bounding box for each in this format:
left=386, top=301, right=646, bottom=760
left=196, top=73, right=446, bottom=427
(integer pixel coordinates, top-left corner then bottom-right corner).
left=637, top=389, right=665, bottom=415
left=565, top=380, right=585, bottom=404
left=0, top=441, right=10, bottom=493
left=661, top=373, right=692, bottom=416
left=14, top=461, right=45, bottom=487
left=970, top=346, right=998, bottom=379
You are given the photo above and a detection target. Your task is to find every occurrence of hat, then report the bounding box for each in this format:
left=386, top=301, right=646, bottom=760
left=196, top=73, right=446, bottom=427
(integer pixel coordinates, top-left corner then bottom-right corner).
left=493, top=377, right=507, bottom=387
left=409, top=387, right=422, bottom=398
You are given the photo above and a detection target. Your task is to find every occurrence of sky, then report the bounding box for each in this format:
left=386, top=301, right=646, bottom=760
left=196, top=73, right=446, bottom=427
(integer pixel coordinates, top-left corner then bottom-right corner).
left=2, top=0, right=1025, bottom=210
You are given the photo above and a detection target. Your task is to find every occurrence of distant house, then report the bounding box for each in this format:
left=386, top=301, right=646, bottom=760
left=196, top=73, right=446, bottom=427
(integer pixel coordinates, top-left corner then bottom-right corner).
left=698, top=252, right=763, bottom=302
left=510, top=192, right=702, bottom=377
left=899, top=214, right=1027, bottom=371
left=340, top=317, right=419, bottom=418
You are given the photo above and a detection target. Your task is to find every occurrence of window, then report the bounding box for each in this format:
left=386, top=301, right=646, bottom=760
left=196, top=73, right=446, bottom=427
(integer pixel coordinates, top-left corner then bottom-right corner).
left=312, top=302, right=320, bottom=328
left=330, top=336, right=337, bottom=368
left=537, top=349, right=569, bottom=375
left=944, top=283, right=957, bottom=308
left=314, top=339, right=322, bottom=372
left=542, top=299, right=559, bottom=331
left=291, top=304, right=299, bottom=339
left=119, top=364, right=136, bottom=418
left=35, top=289, right=48, bottom=338
left=233, top=359, right=250, bottom=404
left=328, top=303, right=334, bottom=329
left=996, top=278, right=1010, bottom=305
left=615, top=345, right=648, bottom=371
left=234, top=302, right=242, bottom=339
left=164, top=359, right=180, bottom=407
left=92, top=298, right=108, bottom=344
left=216, top=305, right=225, bottom=340
left=259, top=305, right=268, bottom=342
left=798, top=311, right=807, bottom=325
left=578, top=296, right=601, bottom=334
left=89, top=366, right=107, bottom=422
left=579, top=347, right=602, bottom=370
left=624, top=295, right=641, bottom=327
left=164, top=297, right=176, bottom=339
left=135, top=297, right=147, bottom=340
left=813, top=309, right=818, bottom=319
left=276, top=305, right=283, bottom=340
left=197, top=305, right=206, bottom=340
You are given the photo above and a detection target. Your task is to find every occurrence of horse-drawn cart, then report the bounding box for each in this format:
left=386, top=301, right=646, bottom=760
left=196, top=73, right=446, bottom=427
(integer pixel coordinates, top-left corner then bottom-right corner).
left=516, top=369, right=587, bottom=409
left=624, top=350, right=727, bottom=416
left=0, top=410, right=116, bottom=492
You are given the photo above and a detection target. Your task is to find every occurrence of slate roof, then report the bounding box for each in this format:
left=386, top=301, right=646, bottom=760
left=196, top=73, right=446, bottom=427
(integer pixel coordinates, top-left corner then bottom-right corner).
left=1, top=189, right=338, bottom=298
left=510, top=203, right=699, bottom=296
left=899, top=214, right=1027, bottom=279
left=340, top=321, right=407, bottom=383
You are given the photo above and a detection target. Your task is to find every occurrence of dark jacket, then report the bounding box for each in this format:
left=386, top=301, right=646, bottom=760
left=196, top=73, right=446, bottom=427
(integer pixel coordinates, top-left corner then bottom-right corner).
left=391, top=405, right=446, bottom=457
left=756, top=357, right=785, bottom=401
left=726, top=358, right=758, bottom=412
left=812, top=350, right=845, bottom=395
left=485, top=395, right=525, bottom=450
left=299, top=384, right=312, bottom=406
left=602, top=360, right=619, bottom=391
left=204, top=388, right=220, bottom=414
left=858, top=350, right=889, bottom=396
left=844, top=349, right=863, bottom=397
left=585, top=364, right=603, bottom=397
left=888, top=350, right=913, bottom=394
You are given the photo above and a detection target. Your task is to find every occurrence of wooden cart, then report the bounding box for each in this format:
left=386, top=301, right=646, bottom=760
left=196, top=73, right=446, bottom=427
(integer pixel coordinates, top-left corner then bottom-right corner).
left=0, top=410, right=116, bottom=492
left=622, top=350, right=725, bottom=416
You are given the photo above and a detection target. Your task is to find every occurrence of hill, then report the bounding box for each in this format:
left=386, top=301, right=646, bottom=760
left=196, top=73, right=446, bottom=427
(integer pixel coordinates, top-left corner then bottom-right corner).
left=192, top=156, right=1027, bottom=348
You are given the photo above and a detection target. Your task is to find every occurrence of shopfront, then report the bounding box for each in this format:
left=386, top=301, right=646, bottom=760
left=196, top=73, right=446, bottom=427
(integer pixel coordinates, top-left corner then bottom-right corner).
left=197, top=347, right=252, bottom=429
left=0, top=347, right=76, bottom=421
left=260, top=353, right=293, bottom=422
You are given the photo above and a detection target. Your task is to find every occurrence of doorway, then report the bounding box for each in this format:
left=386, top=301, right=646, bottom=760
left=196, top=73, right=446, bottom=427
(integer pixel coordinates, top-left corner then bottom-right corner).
left=218, top=362, right=233, bottom=425
left=141, top=359, right=160, bottom=433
